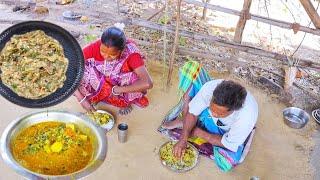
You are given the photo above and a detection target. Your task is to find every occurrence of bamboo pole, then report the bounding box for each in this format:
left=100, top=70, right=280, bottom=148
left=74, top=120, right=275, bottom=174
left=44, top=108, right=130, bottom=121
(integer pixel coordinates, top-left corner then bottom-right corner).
left=184, top=0, right=320, bottom=36
left=167, top=0, right=182, bottom=87
left=299, top=0, right=320, bottom=29
left=234, top=0, right=252, bottom=43
left=201, top=0, right=211, bottom=20
left=162, top=0, right=169, bottom=89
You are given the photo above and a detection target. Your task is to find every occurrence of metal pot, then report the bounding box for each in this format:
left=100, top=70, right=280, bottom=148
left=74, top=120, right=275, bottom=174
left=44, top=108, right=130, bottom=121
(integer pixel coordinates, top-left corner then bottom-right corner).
left=283, top=107, right=310, bottom=129
left=312, top=109, right=320, bottom=124
left=0, top=110, right=107, bottom=180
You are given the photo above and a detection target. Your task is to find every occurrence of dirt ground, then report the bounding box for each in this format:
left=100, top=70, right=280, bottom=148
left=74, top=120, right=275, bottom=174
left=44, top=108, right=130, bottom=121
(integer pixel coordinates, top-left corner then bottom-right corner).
left=0, top=61, right=317, bottom=180
left=0, top=1, right=319, bottom=179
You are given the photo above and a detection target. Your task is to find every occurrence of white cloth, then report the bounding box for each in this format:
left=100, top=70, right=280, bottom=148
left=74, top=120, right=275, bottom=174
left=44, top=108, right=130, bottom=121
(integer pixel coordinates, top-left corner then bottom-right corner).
left=188, top=79, right=258, bottom=152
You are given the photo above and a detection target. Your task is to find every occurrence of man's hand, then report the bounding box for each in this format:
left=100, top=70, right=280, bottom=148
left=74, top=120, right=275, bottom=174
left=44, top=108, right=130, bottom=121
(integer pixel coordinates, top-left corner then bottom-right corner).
left=173, top=112, right=198, bottom=158
left=173, top=140, right=187, bottom=159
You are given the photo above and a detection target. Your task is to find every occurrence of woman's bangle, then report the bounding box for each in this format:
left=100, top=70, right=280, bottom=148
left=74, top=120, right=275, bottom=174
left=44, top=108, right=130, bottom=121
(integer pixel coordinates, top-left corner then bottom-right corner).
left=112, top=86, right=121, bottom=96
left=79, top=96, right=87, bottom=104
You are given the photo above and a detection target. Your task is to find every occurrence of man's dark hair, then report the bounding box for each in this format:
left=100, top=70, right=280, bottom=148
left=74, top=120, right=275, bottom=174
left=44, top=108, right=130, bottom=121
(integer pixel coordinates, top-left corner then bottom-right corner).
left=101, top=27, right=126, bottom=51
left=212, top=80, right=247, bottom=111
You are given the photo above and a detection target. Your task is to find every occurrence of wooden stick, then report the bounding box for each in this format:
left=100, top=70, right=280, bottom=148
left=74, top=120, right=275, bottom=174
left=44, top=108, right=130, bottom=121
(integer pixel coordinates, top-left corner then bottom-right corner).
left=147, top=6, right=165, bottom=20
left=1, top=0, right=16, bottom=5
left=167, top=0, right=182, bottom=87
left=234, top=0, right=252, bottom=43
left=184, top=0, right=320, bottom=36
left=117, top=0, right=120, bottom=15
left=201, top=0, right=211, bottom=20
left=293, top=82, right=320, bottom=100
left=127, top=18, right=320, bottom=70
left=299, top=0, right=320, bottom=29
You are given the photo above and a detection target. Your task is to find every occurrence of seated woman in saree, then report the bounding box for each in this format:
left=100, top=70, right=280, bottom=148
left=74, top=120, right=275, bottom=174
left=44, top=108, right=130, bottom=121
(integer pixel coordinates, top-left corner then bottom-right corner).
left=159, top=61, right=258, bottom=172
left=74, top=25, right=153, bottom=115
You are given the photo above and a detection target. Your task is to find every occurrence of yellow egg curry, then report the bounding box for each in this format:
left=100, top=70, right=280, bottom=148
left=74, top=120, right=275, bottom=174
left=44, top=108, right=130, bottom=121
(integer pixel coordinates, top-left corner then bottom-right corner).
left=10, top=122, right=93, bottom=175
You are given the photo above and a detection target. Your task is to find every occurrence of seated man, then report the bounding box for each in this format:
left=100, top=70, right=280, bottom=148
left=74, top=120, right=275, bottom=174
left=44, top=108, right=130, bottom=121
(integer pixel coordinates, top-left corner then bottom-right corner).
left=161, top=61, right=258, bottom=172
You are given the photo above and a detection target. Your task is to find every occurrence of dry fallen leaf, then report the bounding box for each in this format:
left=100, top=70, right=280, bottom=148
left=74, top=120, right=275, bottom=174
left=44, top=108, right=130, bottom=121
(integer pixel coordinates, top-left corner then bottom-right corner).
left=80, top=16, right=89, bottom=23
left=56, top=0, right=75, bottom=5
left=34, top=6, right=49, bottom=14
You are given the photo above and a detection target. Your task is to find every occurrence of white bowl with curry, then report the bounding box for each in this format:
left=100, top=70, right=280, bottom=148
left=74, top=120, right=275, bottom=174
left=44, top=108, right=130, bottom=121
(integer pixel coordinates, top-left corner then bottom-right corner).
left=86, top=110, right=115, bottom=132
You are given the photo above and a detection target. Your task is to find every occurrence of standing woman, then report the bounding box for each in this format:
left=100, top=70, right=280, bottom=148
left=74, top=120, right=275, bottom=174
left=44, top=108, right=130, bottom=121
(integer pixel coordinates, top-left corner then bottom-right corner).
left=74, top=24, right=153, bottom=115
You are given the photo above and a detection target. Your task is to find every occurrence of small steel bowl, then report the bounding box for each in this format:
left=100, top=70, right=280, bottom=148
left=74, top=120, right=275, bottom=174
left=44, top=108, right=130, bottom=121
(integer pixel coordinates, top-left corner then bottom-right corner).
left=283, top=107, right=310, bottom=129
left=62, top=11, right=82, bottom=20
left=312, top=109, right=320, bottom=125
left=0, top=110, right=107, bottom=180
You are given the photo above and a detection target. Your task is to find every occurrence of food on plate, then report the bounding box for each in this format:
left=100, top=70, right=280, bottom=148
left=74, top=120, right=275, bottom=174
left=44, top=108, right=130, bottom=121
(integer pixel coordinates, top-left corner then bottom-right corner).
left=159, top=141, right=196, bottom=171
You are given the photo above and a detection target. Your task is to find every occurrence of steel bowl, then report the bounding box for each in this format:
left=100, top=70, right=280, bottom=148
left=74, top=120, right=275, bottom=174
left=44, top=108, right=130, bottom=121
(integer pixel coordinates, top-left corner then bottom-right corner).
left=62, top=11, right=82, bottom=20
left=312, top=109, right=320, bottom=124
left=0, top=110, right=107, bottom=180
left=283, top=107, right=310, bottom=129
